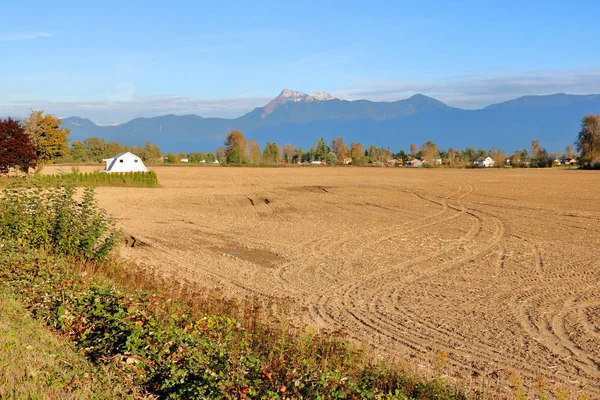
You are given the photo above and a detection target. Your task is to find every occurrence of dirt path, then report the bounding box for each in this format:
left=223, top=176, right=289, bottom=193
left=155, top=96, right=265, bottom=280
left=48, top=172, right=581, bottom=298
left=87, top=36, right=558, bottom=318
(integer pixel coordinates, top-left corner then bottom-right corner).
left=47, top=166, right=600, bottom=398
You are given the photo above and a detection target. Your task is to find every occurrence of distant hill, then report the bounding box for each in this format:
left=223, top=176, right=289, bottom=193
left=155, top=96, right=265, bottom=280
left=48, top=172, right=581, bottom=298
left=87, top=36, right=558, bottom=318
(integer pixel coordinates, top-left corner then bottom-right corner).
left=61, top=90, right=600, bottom=153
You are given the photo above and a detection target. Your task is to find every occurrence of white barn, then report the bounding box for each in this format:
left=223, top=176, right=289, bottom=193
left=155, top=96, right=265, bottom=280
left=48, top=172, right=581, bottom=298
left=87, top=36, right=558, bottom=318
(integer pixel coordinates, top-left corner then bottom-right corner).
left=102, top=152, right=149, bottom=173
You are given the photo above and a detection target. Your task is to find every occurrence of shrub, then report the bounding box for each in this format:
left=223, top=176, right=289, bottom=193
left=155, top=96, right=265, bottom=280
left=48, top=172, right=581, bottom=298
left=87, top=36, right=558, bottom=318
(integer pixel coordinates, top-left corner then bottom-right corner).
left=0, top=184, right=119, bottom=262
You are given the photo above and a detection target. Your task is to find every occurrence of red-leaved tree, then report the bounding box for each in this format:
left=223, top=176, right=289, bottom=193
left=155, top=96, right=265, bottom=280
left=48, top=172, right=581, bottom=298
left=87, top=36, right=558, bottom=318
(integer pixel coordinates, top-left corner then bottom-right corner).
left=0, top=118, right=38, bottom=174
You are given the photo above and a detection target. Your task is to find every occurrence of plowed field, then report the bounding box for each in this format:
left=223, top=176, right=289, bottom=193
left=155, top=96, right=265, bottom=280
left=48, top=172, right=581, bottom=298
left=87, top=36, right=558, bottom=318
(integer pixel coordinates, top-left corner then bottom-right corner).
left=47, top=166, right=600, bottom=397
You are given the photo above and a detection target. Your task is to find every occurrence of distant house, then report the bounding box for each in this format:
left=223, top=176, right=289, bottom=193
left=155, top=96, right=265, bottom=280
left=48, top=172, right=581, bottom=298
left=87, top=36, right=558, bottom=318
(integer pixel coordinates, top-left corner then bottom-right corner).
left=180, top=158, right=189, bottom=163
left=102, top=152, right=149, bottom=173
left=561, top=156, right=577, bottom=165
left=343, top=157, right=352, bottom=165
left=404, top=159, right=423, bottom=167
left=472, top=156, right=495, bottom=168
left=310, top=160, right=325, bottom=165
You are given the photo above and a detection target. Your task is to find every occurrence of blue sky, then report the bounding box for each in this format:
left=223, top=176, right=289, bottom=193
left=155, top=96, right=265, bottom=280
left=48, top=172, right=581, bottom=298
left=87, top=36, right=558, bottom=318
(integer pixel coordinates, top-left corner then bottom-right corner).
left=1, top=0, right=600, bottom=122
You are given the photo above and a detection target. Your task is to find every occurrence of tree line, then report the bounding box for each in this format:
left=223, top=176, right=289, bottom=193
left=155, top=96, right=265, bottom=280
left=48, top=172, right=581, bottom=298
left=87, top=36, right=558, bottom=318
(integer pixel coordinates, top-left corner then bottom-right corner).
left=214, top=115, right=600, bottom=168
left=68, top=137, right=163, bottom=164
left=2, top=112, right=600, bottom=174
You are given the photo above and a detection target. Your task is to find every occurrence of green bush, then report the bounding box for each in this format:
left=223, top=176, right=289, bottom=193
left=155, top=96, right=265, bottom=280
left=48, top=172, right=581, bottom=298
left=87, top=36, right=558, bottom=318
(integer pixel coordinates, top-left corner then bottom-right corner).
left=0, top=171, right=159, bottom=188
left=0, top=184, right=119, bottom=262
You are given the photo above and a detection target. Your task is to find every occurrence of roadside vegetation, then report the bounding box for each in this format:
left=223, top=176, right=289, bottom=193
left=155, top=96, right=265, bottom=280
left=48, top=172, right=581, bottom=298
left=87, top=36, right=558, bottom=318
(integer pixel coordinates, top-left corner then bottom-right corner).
left=0, top=183, right=470, bottom=399
left=0, top=289, right=140, bottom=399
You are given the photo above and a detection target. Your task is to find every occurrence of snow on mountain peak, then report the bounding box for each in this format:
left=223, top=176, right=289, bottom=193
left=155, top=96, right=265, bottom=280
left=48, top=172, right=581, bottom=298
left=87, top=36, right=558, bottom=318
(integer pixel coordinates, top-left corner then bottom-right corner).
left=262, top=89, right=337, bottom=117
left=279, top=89, right=308, bottom=101
left=310, top=92, right=334, bottom=101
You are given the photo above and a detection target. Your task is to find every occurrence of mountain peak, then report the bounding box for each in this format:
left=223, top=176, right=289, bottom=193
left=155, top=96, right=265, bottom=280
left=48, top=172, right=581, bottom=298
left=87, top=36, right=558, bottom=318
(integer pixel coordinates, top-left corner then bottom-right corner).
left=279, top=89, right=308, bottom=99
left=310, top=91, right=334, bottom=101
left=262, top=89, right=336, bottom=117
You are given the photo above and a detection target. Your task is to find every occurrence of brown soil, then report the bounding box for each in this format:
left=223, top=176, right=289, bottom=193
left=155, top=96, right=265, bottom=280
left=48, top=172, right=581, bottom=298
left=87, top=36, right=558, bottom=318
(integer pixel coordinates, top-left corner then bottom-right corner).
left=46, top=165, right=600, bottom=398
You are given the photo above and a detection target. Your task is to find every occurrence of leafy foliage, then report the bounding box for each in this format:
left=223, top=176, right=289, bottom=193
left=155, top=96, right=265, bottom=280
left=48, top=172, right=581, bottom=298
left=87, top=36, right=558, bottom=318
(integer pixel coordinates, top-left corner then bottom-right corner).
left=22, top=110, right=70, bottom=163
left=576, top=114, right=600, bottom=167
left=0, top=240, right=468, bottom=399
left=225, top=130, right=247, bottom=164
left=0, top=118, right=39, bottom=174
left=262, top=142, right=280, bottom=164
left=2, top=171, right=160, bottom=188
left=0, top=184, right=119, bottom=262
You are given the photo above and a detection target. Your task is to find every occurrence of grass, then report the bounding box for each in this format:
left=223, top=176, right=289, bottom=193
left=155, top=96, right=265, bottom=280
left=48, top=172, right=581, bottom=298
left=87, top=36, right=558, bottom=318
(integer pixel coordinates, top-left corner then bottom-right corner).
left=0, top=288, right=144, bottom=399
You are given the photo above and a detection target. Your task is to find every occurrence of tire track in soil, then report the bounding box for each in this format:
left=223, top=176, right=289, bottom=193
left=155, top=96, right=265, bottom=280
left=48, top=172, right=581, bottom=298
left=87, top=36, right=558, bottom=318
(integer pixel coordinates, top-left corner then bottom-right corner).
left=87, top=166, right=600, bottom=397
left=308, top=182, right=600, bottom=396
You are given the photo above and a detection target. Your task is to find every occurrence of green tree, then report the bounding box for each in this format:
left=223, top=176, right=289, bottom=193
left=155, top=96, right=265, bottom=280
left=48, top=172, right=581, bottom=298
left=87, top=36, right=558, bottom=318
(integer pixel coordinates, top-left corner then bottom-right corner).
left=314, top=138, right=329, bottom=161
left=262, top=142, right=280, bottom=164
left=282, top=143, right=297, bottom=163
left=576, top=114, right=600, bottom=166
left=165, top=152, right=177, bottom=163
left=350, top=142, right=366, bottom=166
left=224, top=130, right=247, bottom=164
left=367, top=144, right=378, bottom=163
left=83, top=137, right=106, bottom=162
left=530, top=139, right=548, bottom=168
left=188, top=152, right=206, bottom=163
left=205, top=152, right=216, bottom=163
left=394, top=149, right=407, bottom=161
left=70, top=140, right=87, bottom=162
left=295, top=147, right=305, bottom=163
left=106, top=140, right=123, bottom=157
left=145, top=140, right=162, bottom=160
left=22, top=110, right=70, bottom=163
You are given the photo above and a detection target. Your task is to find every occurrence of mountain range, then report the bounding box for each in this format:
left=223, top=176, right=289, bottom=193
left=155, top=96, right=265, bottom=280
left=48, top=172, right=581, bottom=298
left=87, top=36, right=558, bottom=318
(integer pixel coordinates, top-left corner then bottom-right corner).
left=60, top=90, right=600, bottom=153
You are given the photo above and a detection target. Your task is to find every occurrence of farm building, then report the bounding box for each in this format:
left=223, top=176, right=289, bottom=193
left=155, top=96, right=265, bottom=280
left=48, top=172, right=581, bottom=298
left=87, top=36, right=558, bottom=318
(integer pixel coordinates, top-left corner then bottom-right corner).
left=404, top=159, right=423, bottom=167
left=472, top=156, right=495, bottom=168
left=102, top=152, right=149, bottom=173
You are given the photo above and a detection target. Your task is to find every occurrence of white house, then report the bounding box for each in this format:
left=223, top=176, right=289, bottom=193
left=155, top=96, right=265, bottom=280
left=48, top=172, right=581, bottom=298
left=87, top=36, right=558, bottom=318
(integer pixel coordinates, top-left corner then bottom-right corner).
left=102, top=152, right=149, bottom=173
left=472, top=156, right=495, bottom=168
left=404, top=159, right=423, bottom=167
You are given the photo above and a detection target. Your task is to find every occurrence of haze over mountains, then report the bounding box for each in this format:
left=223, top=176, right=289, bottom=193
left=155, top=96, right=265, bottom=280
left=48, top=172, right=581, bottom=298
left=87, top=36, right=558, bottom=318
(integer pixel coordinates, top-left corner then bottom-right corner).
left=60, top=90, right=600, bottom=153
